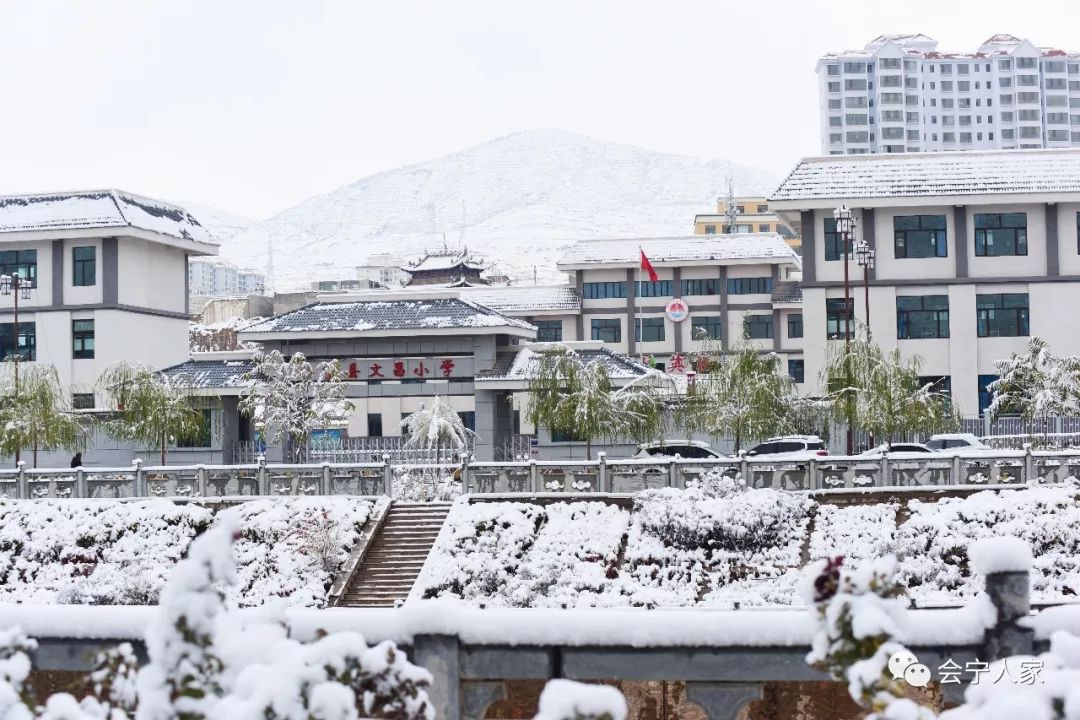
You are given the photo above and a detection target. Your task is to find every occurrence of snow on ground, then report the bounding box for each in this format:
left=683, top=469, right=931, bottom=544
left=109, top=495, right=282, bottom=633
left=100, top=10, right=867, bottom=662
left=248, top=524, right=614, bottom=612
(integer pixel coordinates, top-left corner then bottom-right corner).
left=0, top=497, right=382, bottom=608
left=419, top=483, right=1080, bottom=609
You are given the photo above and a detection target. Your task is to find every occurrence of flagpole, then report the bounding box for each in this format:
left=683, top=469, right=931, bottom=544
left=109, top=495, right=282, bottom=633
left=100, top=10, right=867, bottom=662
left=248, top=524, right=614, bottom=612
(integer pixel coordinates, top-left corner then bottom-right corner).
left=637, top=247, right=642, bottom=363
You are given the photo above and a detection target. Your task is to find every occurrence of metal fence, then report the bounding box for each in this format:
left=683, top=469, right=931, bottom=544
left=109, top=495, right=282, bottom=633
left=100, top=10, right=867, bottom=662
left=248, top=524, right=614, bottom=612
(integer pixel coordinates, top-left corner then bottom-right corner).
left=3, top=447, right=1079, bottom=500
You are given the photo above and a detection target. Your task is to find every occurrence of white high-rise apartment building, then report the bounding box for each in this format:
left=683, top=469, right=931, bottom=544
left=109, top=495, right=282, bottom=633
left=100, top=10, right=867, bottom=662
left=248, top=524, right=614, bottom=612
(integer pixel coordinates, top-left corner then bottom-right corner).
left=818, top=34, right=1080, bottom=155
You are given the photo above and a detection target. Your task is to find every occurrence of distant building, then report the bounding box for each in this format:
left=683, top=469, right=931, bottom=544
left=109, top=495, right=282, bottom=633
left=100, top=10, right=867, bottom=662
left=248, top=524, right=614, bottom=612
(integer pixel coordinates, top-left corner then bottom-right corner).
left=817, top=34, right=1080, bottom=155
left=403, top=248, right=489, bottom=286
left=357, top=253, right=408, bottom=289
left=694, top=196, right=801, bottom=252
left=188, top=258, right=264, bottom=305
left=310, top=278, right=368, bottom=292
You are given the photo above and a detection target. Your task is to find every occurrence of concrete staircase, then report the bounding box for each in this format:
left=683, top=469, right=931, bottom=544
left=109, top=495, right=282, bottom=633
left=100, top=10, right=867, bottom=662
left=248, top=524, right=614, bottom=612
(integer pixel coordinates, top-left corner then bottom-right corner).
left=338, top=501, right=451, bottom=607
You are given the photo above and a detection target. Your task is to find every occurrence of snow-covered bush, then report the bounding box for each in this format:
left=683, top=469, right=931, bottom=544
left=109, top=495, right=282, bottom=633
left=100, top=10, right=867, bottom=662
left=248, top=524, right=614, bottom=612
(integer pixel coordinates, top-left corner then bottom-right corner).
left=421, top=502, right=545, bottom=602
left=810, top=503, right=898, bottom=568
left=895, top=484, right=1080, bottom=603
left=534, top=679, right=627, bottom=720
left=0, top=498, right=379, bottom=608
left=2, top=519, right=435, bottom=720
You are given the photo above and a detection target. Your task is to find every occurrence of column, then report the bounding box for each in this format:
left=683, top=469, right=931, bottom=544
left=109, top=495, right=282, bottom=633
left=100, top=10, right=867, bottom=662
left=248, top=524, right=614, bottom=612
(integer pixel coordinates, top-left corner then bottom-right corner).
left=718, top=267, right=729, bottom=352
left=1046, top=203, right=1059, bottom=277
left=412, top=634, right=461, bottom=720
left=574, top=271, right=585, bottom=341
left=862, top=208, right=876, bottom=281
left=800, top=210, right=816, bottom=284
left=953, top=206, right=968, bottom=279
left=625, top=269, right=637, bottom=357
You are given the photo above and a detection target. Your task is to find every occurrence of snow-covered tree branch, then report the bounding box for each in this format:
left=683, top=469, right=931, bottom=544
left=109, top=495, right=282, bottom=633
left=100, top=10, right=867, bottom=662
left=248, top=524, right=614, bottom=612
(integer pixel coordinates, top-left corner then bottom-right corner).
left=401, top=395, right=476, bottom=464
left=987, top=336, right=1080, bottom=426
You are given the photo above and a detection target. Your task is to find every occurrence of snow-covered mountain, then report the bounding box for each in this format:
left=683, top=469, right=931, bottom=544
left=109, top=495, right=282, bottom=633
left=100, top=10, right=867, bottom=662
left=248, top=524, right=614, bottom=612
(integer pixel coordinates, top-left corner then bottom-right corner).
left=180, top=202, right=255, bottom=244
left=218, top=130, right=779, bottom=289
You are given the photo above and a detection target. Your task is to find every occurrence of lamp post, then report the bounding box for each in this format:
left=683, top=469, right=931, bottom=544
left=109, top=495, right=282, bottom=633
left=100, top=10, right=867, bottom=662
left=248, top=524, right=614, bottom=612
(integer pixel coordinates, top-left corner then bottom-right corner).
left=0, top=272, right=35, bottom=466
left=832, top=206, right=858, bottom=455
left=855, top=240, right=876, bottom=335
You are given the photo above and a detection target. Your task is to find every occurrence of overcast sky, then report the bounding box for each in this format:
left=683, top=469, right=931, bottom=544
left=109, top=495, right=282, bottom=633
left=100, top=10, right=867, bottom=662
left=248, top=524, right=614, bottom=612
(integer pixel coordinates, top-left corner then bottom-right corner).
left=0, top=0, right=1076, bottom=220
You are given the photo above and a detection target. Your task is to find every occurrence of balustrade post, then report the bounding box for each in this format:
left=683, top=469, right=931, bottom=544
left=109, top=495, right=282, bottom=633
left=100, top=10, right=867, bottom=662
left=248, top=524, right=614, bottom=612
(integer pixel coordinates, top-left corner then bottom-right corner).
left=16, top=461, right=27, bottom=499
left=984, top=568, right=1033, bottom=661
left=529, top=459, right=540, bottom=492
left=739, top=453, right=749, bottom=487
left=597, top=452, right=607, bottom=492
left=197, top=465, right=208, bottom=497
left=256, top=455, right=267, bottom=495
left=75, top=468, right=86, bottom=499
left=667, top=456, right=677, bottom=489
left=321, top=462, right=332, bottom=495
left=382, top=454, right=393, bottom=497
left=1023, top=443, right=1035, bottom=484
left=132, top=459, right=145, bottom=497
left=951, top=455, right=963, bottom=485
left=460, top=455, right=471, bottom=494
left=880, top=450, right=891, bottom=488
left=807, top=458, right=818, bottom=490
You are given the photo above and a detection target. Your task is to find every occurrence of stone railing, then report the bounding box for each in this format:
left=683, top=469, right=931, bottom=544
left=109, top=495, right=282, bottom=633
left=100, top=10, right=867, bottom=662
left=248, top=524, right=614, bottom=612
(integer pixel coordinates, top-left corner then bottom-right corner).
left=2, top=447, right=1079, bottom=499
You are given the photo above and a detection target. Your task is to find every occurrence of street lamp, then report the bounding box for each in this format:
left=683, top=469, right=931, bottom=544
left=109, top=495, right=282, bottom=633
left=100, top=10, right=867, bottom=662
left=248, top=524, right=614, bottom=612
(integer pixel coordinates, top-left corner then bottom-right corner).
left=0, top=272, right=35, bottom=466
left=832, top=206, right=858, bottom=455
left=855, top=240, right=876, bottom=334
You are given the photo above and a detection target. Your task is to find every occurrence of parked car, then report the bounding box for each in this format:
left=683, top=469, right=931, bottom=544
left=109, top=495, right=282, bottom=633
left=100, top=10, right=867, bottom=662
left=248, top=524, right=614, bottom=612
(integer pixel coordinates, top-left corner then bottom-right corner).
left=925, top=433, right=995, bottom=455
left=859, top=442, right=938, bottom=458
left=744, top=436, right=829, bottom=461
left=634, top=441, right=729, bottom=460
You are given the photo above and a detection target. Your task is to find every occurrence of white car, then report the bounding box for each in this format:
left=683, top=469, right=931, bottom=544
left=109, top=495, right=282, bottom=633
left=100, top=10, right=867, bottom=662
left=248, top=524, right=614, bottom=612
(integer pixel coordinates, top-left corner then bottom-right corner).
left=744, top=436, right=829, bottom=461
left=634, top=440, right=729, bottom=460
left=859, top=442, right=938, bottom=458
left=925, top=433, right=995, bottom=455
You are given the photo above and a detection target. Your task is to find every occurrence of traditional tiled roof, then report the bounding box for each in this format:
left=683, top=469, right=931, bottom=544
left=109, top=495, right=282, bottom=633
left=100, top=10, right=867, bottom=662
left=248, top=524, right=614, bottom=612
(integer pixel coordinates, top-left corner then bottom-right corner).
left=240, top=298, right=535, bottom=335
left=770, top=149, right=1080, bottom=202
left=459, top=285, right=581, bottom=314
left=405, top=251, right=486, bottom=272
left=478, top=346, right=650, bottom=382
left=159, top=359, right=252, bottom=389
left=557, top=234, right=797, bottom=267
left=0, top=190, right=216, bottom=245
left=771, top=281, right=803, bottom=304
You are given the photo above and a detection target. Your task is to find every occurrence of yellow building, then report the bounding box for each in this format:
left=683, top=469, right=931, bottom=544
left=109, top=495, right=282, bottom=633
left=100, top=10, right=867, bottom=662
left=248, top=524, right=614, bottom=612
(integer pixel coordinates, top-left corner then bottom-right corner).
left=694, top=196, right=802, bottom=252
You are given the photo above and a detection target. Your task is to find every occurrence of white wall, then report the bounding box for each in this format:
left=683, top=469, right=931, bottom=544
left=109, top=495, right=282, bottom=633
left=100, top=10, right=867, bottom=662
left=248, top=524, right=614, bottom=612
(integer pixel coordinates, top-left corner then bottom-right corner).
left=118, top=238, right=187, bottom=313
left=345, top=394, right=475, bottom=437
left=61, top=238, right=104, bottom=306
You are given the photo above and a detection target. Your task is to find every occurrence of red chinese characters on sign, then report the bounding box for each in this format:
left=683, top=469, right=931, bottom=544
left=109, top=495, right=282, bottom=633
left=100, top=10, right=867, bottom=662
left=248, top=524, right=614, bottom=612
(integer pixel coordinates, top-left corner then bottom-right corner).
left=413, top=361, right=429, bottom=378
left=440, top=358, right=455, bottom=378
left=393, top=361, right=406, bottom=378
left=669, top=353, right=686, bottom=374
left=369, top=363, right=383, bottom=378
left=695, top=354, right=711, bottom=373
left=348, top=362, right=358, bottom=379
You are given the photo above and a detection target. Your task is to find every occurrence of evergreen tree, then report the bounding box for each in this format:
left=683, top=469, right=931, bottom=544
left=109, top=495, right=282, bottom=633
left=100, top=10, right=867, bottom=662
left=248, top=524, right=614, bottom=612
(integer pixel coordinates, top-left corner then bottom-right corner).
left=987, top=336, right=1080, bottom=428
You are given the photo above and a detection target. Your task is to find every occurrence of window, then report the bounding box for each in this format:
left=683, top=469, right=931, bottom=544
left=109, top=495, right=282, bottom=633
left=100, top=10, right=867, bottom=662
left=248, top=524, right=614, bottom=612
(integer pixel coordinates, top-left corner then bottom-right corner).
left=727, top=277, right=773, bottom=295
left=682, top=278, right=718, bottom=296
left=635, top=280, right=673, bottom=297
left=176, top=409, right=212, bottom=448
left=846, top=131, right=869, bottom=143
left=1048, top=112, right=1069, bottom=124
left=1017, top=92, right=1040, bottom=104
left=367, top=414, right=383, bottom=438
left=998, top=59, right=1012, bottom=71
left=828, top=98, right=842, bottom=109
left=1016, top=74, right=1038, bottom=87
left=957, top=63, right=969, bottom=75
left=534, top=320, right=562, bottom=342
left=1016, top=57, right=1036, bottom=69
left=842, top=61, right=866, bottom=73
left=896, top=295, right=949, bottom=339
left=72, top=246, right=96, bottom=287
left=823, top=218, right=851, bottom=261
left=72, top=393, right=95, bottom=410
left=976, top=294, right=1029, bottom=337
left=788, top=359, right=805, bottom=384
left=691, top=315, right=722, bottom=340
left=457, top=412, right=476, bottom=432
left=827, top=81, right=841, bottom=93
left=943, top=132, right=956, bottom=143
left=1049, top=129, right=1070, bottom=141
left=0, top=322, right=35, bottom=361
left=881, top=74, right=901, bottom=87
left=1002, top=128, right=1015, bottom=139
left=940, top=64, right=952, bottom=75
left=942, top=99, right=955, bottom=109
left=635, top=317, right=665, bottom=343
left=826, top=64, right=840, bottom=76
left=72, top=319, right=94, bottom=359
left=743, top=315, right=773, bottom=339
left=1045, top=61, right=1066, bottom=73
left=893, top=215, right=947, bottom=258
left=757, top=224, right=770, bottom=232
left=880, top=93, right=903, bottom=105
left=1001, top=111, right=1014, bottom=122
left=787, top=313, right=803, bottom=338
left=703, top=224, right=716, bottom=234
left=1070, top=63, right=1080, bottom=74
left=582, top=282, right=627, bottom=299
left=906, top=112, right=919, bottom=123
left=974, top=213, right=1027, bottom=256
left=826, top=298, right=853, bottom=340
left=1046, top=78, right=1068, bottom=90
left=1077, top=212, right=1080, bottom=254
left=958, top=81, right=970, bottom=92
left=960, top=132, right=972, bottom=143
left=0, top=249, right=37, bottom=287
left=959, top=113, right=972, bottom=124
left=879, top=58, right=900, bottom=70
left=882, top=127, right=904, bottom=139
left=999, top=76, right=1013, bottom=88
left=845, top=96, right=867, bottom=108
left=591, top=318, right=621, bottom=343
left=941, top=81, right=954, bottom=92
left=1018, top=109, right=1040, bottom=121
left=845, top=113, right=868, bottom=125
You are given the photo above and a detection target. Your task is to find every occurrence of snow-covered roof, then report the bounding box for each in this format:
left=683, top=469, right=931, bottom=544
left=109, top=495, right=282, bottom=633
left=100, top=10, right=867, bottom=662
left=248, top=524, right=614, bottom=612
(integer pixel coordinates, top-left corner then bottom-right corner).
left=458, top=285, right=581, bottom=315
left=769, top=149, right=1080, bottom=205
left=404, top=251, right=486, bottom=272
left=477, top=346, right=650, bottom=387
left=557, top=234, right=798, bottom=269
left=239, top=298, right=535, bottom=339
left=0, top=190, right=217, bottom=250
left=158, top=359, right=252, bottom=391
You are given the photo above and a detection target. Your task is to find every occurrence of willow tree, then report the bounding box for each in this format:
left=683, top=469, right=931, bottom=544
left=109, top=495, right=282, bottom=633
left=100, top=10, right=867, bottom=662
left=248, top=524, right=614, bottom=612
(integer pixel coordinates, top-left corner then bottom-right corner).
left=679, top=336, right=796, bottom=452
left=527, top=346, right=669, bottom=459
left=0, top=363, right=87, bottom=468
left=99, top=361, right=208, bottom=465
left=822, top=328, right=958, bottom=448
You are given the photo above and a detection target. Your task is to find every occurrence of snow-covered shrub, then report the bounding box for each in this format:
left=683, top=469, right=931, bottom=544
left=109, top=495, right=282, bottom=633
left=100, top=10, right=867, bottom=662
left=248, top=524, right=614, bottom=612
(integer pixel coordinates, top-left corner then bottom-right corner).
left=0, top=500, right=212, bottom=605
left=534, top=679, right=627, bottom=720
left=421, top=502, right=544, bottom=602
left=503, top=502, right=629, bottom=608
left=224, top=497, right=378, bottom=608
left=89, top=643, right=139, bottom=715
left=895, top=484, right=1080, bottom=603
left=0, top=627, right=36, bottom=717
left=393, top=469, right=457, bottom=502
left=810, top=503, right=898, bottom=567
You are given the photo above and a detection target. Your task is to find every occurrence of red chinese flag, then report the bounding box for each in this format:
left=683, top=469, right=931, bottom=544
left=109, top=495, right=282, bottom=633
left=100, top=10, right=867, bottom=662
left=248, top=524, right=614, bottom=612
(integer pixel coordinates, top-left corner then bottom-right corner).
left=640, top=249, right=659, bottom=282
